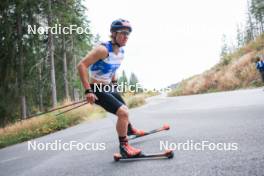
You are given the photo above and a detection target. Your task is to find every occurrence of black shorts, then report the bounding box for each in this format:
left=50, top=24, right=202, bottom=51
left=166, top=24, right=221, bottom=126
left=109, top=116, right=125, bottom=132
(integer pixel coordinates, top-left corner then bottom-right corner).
left=90, top=84, right=126, bottom=114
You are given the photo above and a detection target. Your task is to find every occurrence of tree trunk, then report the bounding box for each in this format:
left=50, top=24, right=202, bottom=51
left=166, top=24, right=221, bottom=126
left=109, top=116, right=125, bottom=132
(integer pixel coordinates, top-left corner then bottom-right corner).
left=247, top=0, right=255, bottom=40
left=48, top=0, right=57, bottom=108
left=63, top=34, right=70, bottom=100
left=260, top=16, right=264, bottom=34
left=73, top=89, right=80, bottom=102
left=71, top=35, right=79, bottom=101
left=38, top=65, right=44, bottom=111
left=16, top=4, right=27, bottom=119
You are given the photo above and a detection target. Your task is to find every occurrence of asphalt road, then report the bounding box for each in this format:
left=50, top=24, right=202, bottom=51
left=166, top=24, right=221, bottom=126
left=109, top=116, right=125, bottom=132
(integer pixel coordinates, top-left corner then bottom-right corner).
left=1, top=88, right=264, bottom=176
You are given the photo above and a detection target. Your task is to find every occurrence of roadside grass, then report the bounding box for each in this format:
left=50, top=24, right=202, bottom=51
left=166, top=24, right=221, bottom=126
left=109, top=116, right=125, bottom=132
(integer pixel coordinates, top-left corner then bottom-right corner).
left=0, top=91, right=158, bottom=149
left=0, top=103, right=106, bottom=149
left=168, top=34, right=264, bottom=97
left=123, top=91, right=160, bottom=108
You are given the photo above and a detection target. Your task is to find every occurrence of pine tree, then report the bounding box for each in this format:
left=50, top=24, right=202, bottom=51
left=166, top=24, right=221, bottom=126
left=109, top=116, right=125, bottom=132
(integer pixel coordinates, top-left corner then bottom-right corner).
left=129, top=72, right=140, bottom=93
left=220, top=34, right=232, bottom=65
left=236, top=23, right=244, bottom=48
left=244, top=0, right=255, bottom=43
left=118, top=70, right=128, bottom=85
left=15, top=0, right=27, bottom=119
left=220, top=34, right=229, bottom=57
left=0, top=0, right=93, bottom=126
left=47, top=0, right=57, bottom=108
left=250, top=0, right=264, bottom=34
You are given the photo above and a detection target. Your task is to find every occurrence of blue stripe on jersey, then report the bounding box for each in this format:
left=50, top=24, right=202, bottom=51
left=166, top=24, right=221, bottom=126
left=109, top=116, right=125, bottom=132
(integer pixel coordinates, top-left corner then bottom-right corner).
left=90, top=60, right=120, bottom=74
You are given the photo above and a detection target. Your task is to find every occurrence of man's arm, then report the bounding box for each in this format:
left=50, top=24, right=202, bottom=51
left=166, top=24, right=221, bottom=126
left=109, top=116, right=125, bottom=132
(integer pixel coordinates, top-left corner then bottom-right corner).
left=77, top=45, right=108, bottom=90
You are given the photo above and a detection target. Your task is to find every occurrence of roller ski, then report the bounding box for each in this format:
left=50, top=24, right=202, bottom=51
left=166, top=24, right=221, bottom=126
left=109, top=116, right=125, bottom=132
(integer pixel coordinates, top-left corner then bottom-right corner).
left=113, top=123, right=173, bottom=161
left=114, top=149, right=174, bottom=162
left=127, top=123, right=170, bottom=140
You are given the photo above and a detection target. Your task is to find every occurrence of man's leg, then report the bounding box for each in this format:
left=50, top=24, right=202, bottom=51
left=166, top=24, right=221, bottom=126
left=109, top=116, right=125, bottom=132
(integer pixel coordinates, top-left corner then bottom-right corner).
left=93, top=86, right=141, bottom=157
left=116, top=105, right=141, bottom=157
left=116, top=105, right=129, bottom=137
left=111, top=91, right=145, bottom=136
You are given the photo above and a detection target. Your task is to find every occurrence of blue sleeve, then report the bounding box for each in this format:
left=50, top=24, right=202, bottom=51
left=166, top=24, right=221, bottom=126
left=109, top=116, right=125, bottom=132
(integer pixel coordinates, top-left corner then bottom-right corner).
left=262, top=61, right=264, bottom=68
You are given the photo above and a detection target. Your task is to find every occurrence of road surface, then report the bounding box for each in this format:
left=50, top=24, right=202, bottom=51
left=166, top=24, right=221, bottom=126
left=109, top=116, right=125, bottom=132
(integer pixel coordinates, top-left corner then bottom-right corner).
left=1, top=88, right=264, bottom=176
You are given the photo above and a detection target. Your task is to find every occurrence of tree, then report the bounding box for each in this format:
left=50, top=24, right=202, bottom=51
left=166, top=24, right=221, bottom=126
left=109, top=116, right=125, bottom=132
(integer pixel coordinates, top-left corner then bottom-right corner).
left=118, top=70, right=128, bottom=94
left=244, top=0, right=255, bottom=43
left=220, top=34, right=229, bottom=57
left=47, top=0, right=57, bottom=108
left=250, top=0, right=264, bottom=34
left=220, top=34, right=232, bottom=65
left=236, top=23, right=244, bottom=48
left=0, top=0, right=93, bottom=126
left=16, top=0, right=27, bottom=119
left=129, top=72, right=139, bottom=92
left=118, top=70, right=128, bottom=85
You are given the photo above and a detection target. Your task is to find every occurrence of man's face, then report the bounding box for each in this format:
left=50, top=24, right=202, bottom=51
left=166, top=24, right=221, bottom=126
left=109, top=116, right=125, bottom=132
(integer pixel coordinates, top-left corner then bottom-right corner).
left=115, top=28, right=130, bottom=46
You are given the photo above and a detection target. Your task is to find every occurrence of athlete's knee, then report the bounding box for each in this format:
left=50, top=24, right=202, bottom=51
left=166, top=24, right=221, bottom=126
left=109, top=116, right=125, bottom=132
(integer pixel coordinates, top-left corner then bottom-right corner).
left=116, top=105, right=129, bottom=118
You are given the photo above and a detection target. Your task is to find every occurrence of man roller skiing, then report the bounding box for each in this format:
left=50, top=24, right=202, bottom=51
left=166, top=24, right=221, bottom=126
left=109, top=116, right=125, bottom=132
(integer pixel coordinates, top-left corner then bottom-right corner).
left=77, top=19, right=144, bottom=158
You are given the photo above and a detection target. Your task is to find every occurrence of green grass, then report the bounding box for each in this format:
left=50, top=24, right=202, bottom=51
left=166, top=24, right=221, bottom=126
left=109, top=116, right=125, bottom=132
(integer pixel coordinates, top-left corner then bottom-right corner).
left=0, top=91, right=157, bottom=149
left=0, top=105, right=106, bottom=149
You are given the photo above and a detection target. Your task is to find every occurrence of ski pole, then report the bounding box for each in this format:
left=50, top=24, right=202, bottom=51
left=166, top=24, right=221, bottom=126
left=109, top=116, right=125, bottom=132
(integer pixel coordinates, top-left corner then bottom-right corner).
left=56, top=102, right=88, bottom=116
left=27, top=99, right=86, bottom=118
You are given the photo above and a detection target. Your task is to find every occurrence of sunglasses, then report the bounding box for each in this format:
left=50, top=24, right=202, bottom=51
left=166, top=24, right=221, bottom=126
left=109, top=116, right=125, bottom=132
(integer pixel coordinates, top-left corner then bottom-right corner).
left=116, top=30, right=130, bottom=36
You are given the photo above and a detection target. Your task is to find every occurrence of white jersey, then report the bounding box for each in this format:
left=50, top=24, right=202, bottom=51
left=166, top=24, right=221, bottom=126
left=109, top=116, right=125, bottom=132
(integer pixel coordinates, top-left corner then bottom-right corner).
left=89, top=41, right=124, bottom=83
